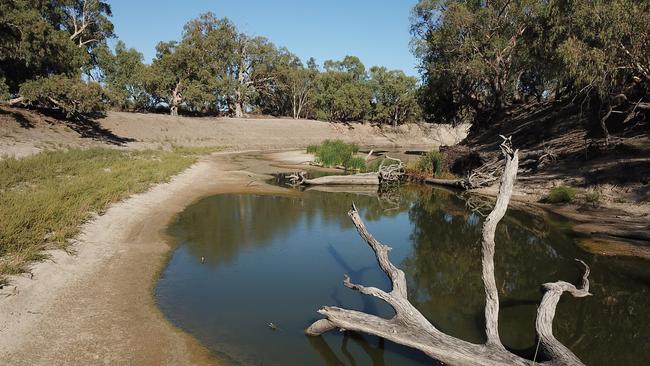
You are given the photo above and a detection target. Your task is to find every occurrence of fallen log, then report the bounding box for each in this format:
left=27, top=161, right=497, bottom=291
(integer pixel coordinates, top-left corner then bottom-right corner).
left=303, top=173, right=379, bottom=185
left=306, top=137, right=592, bottom=366
left=423, top=177, right=468, bottom=189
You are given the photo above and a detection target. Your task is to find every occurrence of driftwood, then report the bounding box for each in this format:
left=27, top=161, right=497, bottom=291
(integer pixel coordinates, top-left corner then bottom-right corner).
left=377, top=155, right=405, bottom=183
left=305, top=173, right=380, bottom=185
left=288, top=156, right=404, bottom=187
left=424, top=177, right=469, bottom=189
left=288, top=172, right=379, bottom=186
left=305, top=139, right=592, bottom=366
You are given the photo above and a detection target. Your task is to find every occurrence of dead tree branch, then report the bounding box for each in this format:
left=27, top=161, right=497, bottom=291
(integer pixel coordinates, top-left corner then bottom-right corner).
left=306, top=138, right=591, bottom=366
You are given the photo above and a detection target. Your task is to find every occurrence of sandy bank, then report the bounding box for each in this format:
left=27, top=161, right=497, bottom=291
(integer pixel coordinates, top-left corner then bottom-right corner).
left=0, top=152, right=293, bottom=365
left=0, top=108, right=468, bottom=159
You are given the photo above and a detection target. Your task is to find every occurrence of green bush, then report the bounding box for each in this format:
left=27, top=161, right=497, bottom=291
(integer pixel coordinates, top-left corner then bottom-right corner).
left=19, top=75, right=108, bottom=117
left=346, top=157, right=367, bottom=171
left=306, top=139, right=365, bottom=170
left=547, top=186, right=577, bottom=204
left=409, top=150, right=443, bottom=176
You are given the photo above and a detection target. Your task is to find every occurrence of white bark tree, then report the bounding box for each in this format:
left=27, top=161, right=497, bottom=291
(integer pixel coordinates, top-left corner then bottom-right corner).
left=306, top=138, right=593, bottom=366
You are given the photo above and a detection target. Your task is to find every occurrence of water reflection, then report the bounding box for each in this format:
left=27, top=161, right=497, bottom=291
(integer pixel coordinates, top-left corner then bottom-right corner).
left=157, top=185, right=650, bottom=366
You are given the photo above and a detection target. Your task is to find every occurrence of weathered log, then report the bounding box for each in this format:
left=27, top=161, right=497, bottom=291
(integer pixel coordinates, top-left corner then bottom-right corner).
left=424, top=177, right=469, bottom=189
left=306, top=137, right=591, bottom=366
left=8, top=96, right=24, bottom=105
left=304, top=173, right=379, bottom=186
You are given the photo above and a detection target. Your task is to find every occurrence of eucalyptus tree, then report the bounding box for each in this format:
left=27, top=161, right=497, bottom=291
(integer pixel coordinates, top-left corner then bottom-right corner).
left=551, top=0, right=650, bottom=142
left=1, top=0, right=113, bottom=116
left=148, top=13, right=233, bottom=115
left=411, top=0, right=540, bottom=124
left=314, top=56, right=372, bottom=122
left=97, top=41, right=149, bottom=111
left=258, top=55, right=319, bottom=119
left=369, top=66, right=420, bottom=127
left=227, top=34, right=283, bottom=117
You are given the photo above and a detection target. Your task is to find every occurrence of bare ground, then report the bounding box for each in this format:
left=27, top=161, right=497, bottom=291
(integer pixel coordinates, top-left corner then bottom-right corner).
left=0, top=108, right=468, bottom=158
left=0, top=151, right=300, bottom=365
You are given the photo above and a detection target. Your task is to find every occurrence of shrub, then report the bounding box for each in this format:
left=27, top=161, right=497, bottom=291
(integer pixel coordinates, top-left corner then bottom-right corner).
left=365, top=158, right=384, bottom=172
left=547, top=186, right=577, bottom=204
left=345, top=156, right=366, bottom=171
left=306, top=140, right=365, bottom=170
left=409, top=150, right=443, bottom=176
left=19, top=75, right=108, bottom=117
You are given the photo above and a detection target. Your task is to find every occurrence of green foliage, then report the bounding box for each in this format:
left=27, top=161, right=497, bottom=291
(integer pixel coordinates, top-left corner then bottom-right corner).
left=0, top=0, right=114, bottom=118
left=97, top=41, right=150, bottom=111
left=313, top=59, right=373, bottom=122
left=365, top=158, right=385, bottom=173
left=369, top=66, right=420, bottom=126
left=409, top=150, right=443, bottom=176
left=19, top=75, right=108, bottom=117
left=547, top=186, right=577, bottom=204
left=0, top=147, right=215, bottom=278
left=0, top=76, right=9, bottom=101
left=411, top=0, right=650, bottom=127
left=345, top=156, right=367, bottom=171
left=307, top=140, right=366, bottom=170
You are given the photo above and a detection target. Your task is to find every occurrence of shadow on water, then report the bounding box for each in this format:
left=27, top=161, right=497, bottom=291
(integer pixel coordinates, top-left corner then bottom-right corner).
left=156, top=184, right=650, bottom=366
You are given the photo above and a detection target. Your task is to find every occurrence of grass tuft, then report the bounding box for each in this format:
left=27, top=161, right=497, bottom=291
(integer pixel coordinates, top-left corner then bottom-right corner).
left=547, top=185, right=577, bottom=204
left=0, top=147, right=217, bottom=281
left=307, top=140, right=365, bottom=170
left=407, top=150, right=443, bottom=177
left=583, top=189, right=601, bottom=206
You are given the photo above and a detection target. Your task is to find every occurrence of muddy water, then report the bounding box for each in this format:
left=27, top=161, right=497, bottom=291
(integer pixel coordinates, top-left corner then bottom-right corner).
left=155, top=185, right=649, bottom=365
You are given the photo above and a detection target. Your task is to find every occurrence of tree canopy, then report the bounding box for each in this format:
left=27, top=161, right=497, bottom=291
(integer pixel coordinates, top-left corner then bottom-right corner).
left=1, top=0, right=114, bottom=116
left=411, top=0, right=650, bottom=137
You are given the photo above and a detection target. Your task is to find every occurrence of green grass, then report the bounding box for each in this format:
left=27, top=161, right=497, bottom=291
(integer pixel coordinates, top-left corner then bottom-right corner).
left=0, top=147, right=216, bottom=280
left=407, top=150, right=443, bottom=177
left=547, top=185, right=577, bottom=204
left=307, top=140, right=366, bottom=170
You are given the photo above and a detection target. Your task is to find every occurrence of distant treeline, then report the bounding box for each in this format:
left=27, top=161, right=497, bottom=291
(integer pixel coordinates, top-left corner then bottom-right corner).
left=1, top=2, right=419, bottom=126
left=1, top=1, right=649, bottom=134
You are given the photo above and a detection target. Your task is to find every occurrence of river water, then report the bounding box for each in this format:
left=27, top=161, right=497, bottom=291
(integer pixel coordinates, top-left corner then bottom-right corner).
left=156, top=184, right=649, bottom=365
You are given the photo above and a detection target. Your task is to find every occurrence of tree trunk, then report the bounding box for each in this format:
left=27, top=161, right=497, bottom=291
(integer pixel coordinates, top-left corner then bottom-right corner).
left=599, top=101, right=612, bottom=145
left=170, top=81, right=182, bottom=116
left=234, top=37, right=247, bottom=118
left=234, top=92, right=244, bottom=118
left=306, top=137, right=592, bottom=366
left=292, top=94, right=298, bottom=119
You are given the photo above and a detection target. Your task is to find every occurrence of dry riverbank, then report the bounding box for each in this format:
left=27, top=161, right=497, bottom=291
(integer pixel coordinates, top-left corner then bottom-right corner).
left=0, top=108, right=468, bottom=158
left=0, top=151, right=297, bottom=365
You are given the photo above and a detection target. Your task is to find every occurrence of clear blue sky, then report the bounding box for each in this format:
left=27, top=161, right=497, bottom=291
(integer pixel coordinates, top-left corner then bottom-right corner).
left=107, top=0, right=420, bottom=76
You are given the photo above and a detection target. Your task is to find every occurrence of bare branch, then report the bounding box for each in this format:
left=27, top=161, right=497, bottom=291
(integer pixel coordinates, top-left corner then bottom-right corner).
left=536, top=259, right=591, bottom=366
left=306, top=137, right=592, bottom=365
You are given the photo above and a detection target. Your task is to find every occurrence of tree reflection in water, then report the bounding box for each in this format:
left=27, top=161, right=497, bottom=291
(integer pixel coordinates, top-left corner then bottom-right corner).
left=158, top=185, right=650, bottom=366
